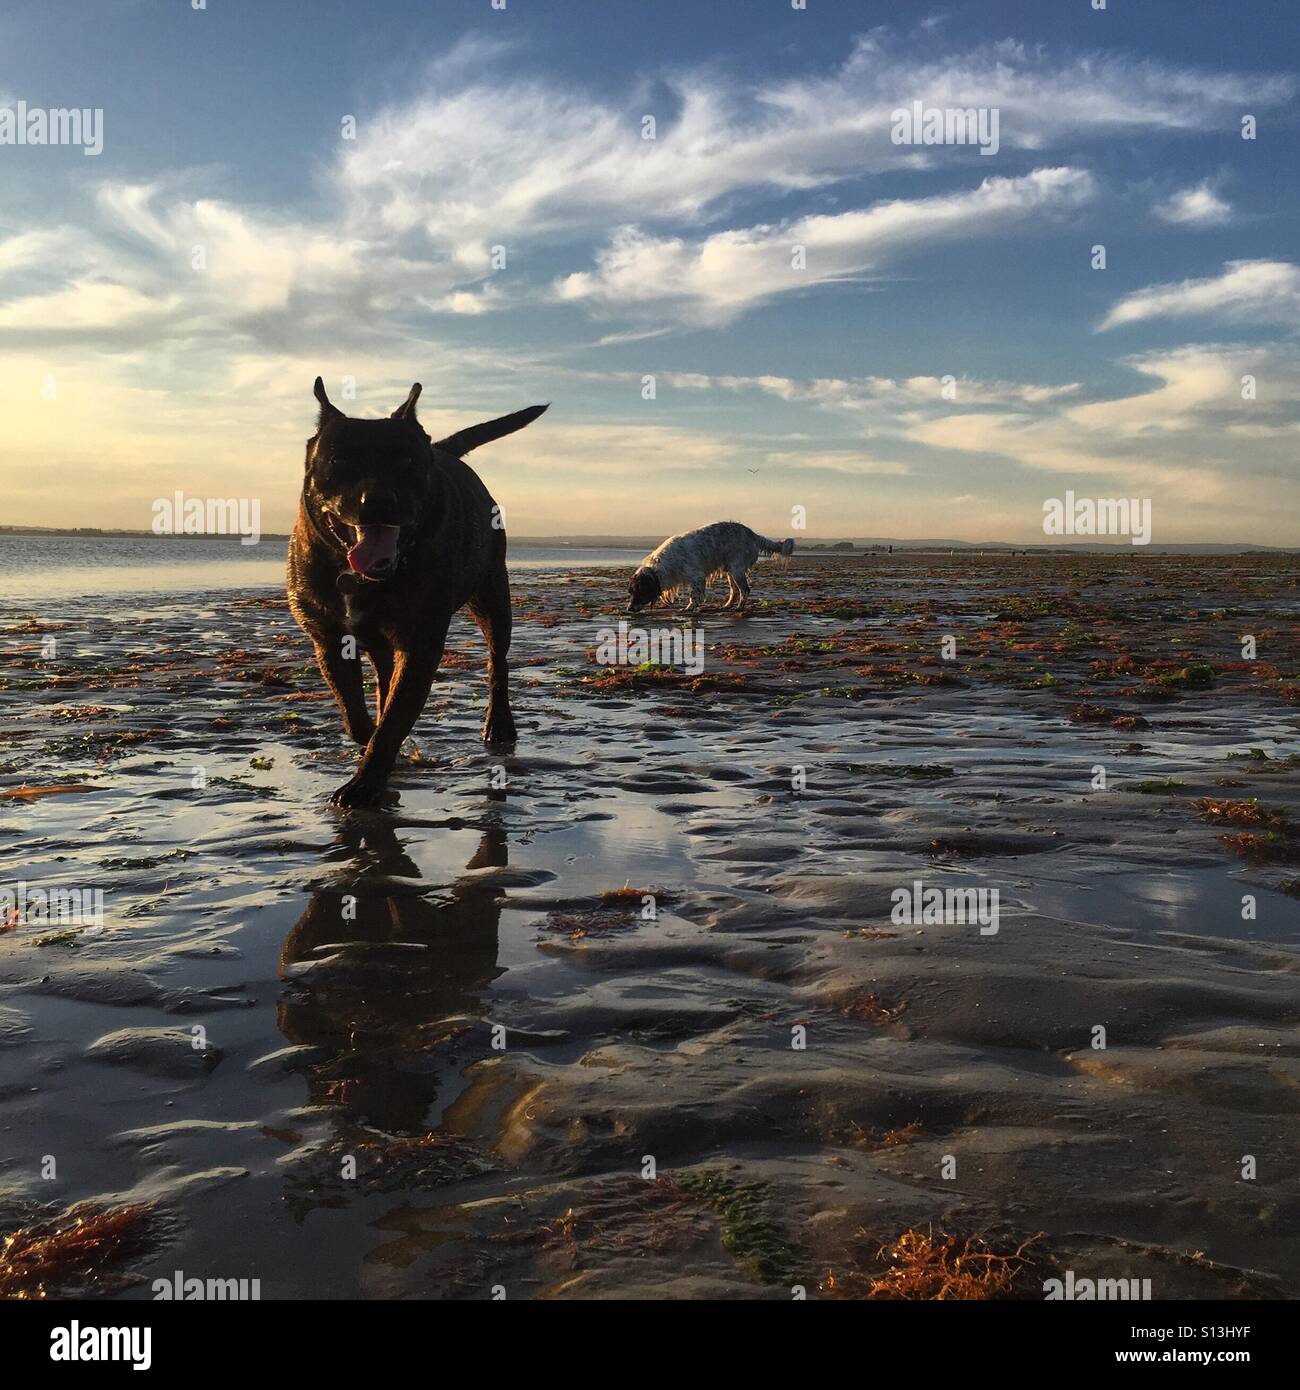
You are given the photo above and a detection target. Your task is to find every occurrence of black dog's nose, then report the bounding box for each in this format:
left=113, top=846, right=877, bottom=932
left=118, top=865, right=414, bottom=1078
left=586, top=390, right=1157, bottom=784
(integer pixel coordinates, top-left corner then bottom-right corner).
left=358, top=488, right=399, bottom=523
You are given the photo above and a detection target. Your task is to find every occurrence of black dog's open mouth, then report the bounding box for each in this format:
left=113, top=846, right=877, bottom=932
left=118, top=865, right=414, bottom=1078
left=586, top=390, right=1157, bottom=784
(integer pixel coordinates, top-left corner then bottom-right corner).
left=323, top=512, right=402, bottom=580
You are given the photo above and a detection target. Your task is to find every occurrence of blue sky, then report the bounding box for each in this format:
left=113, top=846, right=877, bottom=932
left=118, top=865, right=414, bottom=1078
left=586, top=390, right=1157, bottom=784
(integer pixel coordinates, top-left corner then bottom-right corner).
left=1, top=0, right=1297, bottom=541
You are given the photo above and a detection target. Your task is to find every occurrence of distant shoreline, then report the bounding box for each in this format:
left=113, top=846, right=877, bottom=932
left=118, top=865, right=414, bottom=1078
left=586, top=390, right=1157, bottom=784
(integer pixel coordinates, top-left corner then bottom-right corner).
left=0, top=527, right=1292, bottom=556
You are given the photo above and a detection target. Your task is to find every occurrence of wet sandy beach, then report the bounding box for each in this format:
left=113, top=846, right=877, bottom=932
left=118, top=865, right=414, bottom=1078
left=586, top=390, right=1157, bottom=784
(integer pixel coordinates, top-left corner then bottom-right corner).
left=2, top=551, right=1298, bottom=1299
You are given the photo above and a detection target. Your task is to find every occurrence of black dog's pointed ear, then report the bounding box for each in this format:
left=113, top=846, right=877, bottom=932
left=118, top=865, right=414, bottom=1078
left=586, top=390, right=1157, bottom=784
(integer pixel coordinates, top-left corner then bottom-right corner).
left=313, top=376, right=342, bottom=426
left=390, top=382, right=422, bottom=423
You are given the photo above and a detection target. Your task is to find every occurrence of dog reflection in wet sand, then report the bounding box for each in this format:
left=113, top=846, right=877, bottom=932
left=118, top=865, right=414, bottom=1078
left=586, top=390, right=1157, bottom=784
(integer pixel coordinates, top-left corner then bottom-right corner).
left=279, top=819, right=506, bottom=1132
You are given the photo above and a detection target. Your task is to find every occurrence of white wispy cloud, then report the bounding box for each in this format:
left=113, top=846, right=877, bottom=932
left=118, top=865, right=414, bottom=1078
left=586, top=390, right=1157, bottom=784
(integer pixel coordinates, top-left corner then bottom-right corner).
left=333, top=36, right=1290, bottom=249
left=1099, top=259, right=1300, bottom=331
left=0, top=38, right=1289, bottom=349
left=664, top=371, right=1081, bottom=410
left=0, top=280, right=180, bottom=332
left=422, top=285, right=508, bottom=316
left=556, top=167, right=1094, bottom=323
left=765, top=451, right=911, bottom=475
left=665, top=345, right=1300, bottom=529
left=1155, top=181, right=1233, bottom=226
left=906, top=343, right=1300, bottom=499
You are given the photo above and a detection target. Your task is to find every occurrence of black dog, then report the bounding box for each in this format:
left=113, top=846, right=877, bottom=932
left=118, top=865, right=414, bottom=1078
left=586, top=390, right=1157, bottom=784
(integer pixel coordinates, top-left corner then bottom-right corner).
left=288, top=377, right=547, bottom=807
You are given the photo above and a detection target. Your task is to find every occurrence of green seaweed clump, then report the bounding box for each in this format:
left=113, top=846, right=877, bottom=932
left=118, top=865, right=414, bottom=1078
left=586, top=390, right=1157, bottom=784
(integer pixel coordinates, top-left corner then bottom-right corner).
left=673, top=1169, right=802, bottom=1286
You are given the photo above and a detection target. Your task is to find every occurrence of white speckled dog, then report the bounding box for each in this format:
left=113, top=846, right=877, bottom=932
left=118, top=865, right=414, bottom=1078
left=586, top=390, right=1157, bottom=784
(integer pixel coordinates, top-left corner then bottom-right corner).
left=627, top=521, right=794, bottom=613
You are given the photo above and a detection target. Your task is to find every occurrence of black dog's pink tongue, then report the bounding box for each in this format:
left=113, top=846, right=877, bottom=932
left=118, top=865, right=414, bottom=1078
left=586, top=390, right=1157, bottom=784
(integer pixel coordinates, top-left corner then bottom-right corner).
left=346, top=524, right=400, bottom=575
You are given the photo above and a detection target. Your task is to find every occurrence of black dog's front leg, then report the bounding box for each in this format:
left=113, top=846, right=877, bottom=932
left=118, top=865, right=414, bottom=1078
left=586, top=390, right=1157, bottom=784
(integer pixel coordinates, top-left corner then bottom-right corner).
left=313, top=637, right=375, bottom=746
left=330, top=634, right=446, bottom=808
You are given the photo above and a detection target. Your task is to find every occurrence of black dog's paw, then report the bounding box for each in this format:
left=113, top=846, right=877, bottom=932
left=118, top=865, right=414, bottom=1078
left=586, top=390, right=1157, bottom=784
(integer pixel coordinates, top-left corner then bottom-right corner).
left=329, top=774, right=383, bottom=809
left=482, top=707, right=517, bottom=746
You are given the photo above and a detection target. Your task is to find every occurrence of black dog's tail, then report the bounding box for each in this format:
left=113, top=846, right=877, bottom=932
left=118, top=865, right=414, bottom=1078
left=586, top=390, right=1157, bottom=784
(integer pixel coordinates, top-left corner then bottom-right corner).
left=757, top=534, right=796, bottom=558
left=434, top=403, right=549, bottom=457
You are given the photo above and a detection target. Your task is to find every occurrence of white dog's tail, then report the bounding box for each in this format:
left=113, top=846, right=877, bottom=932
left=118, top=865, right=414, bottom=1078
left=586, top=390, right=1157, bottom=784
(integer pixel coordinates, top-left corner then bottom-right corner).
left=757, top=534, right=796, bottom=557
